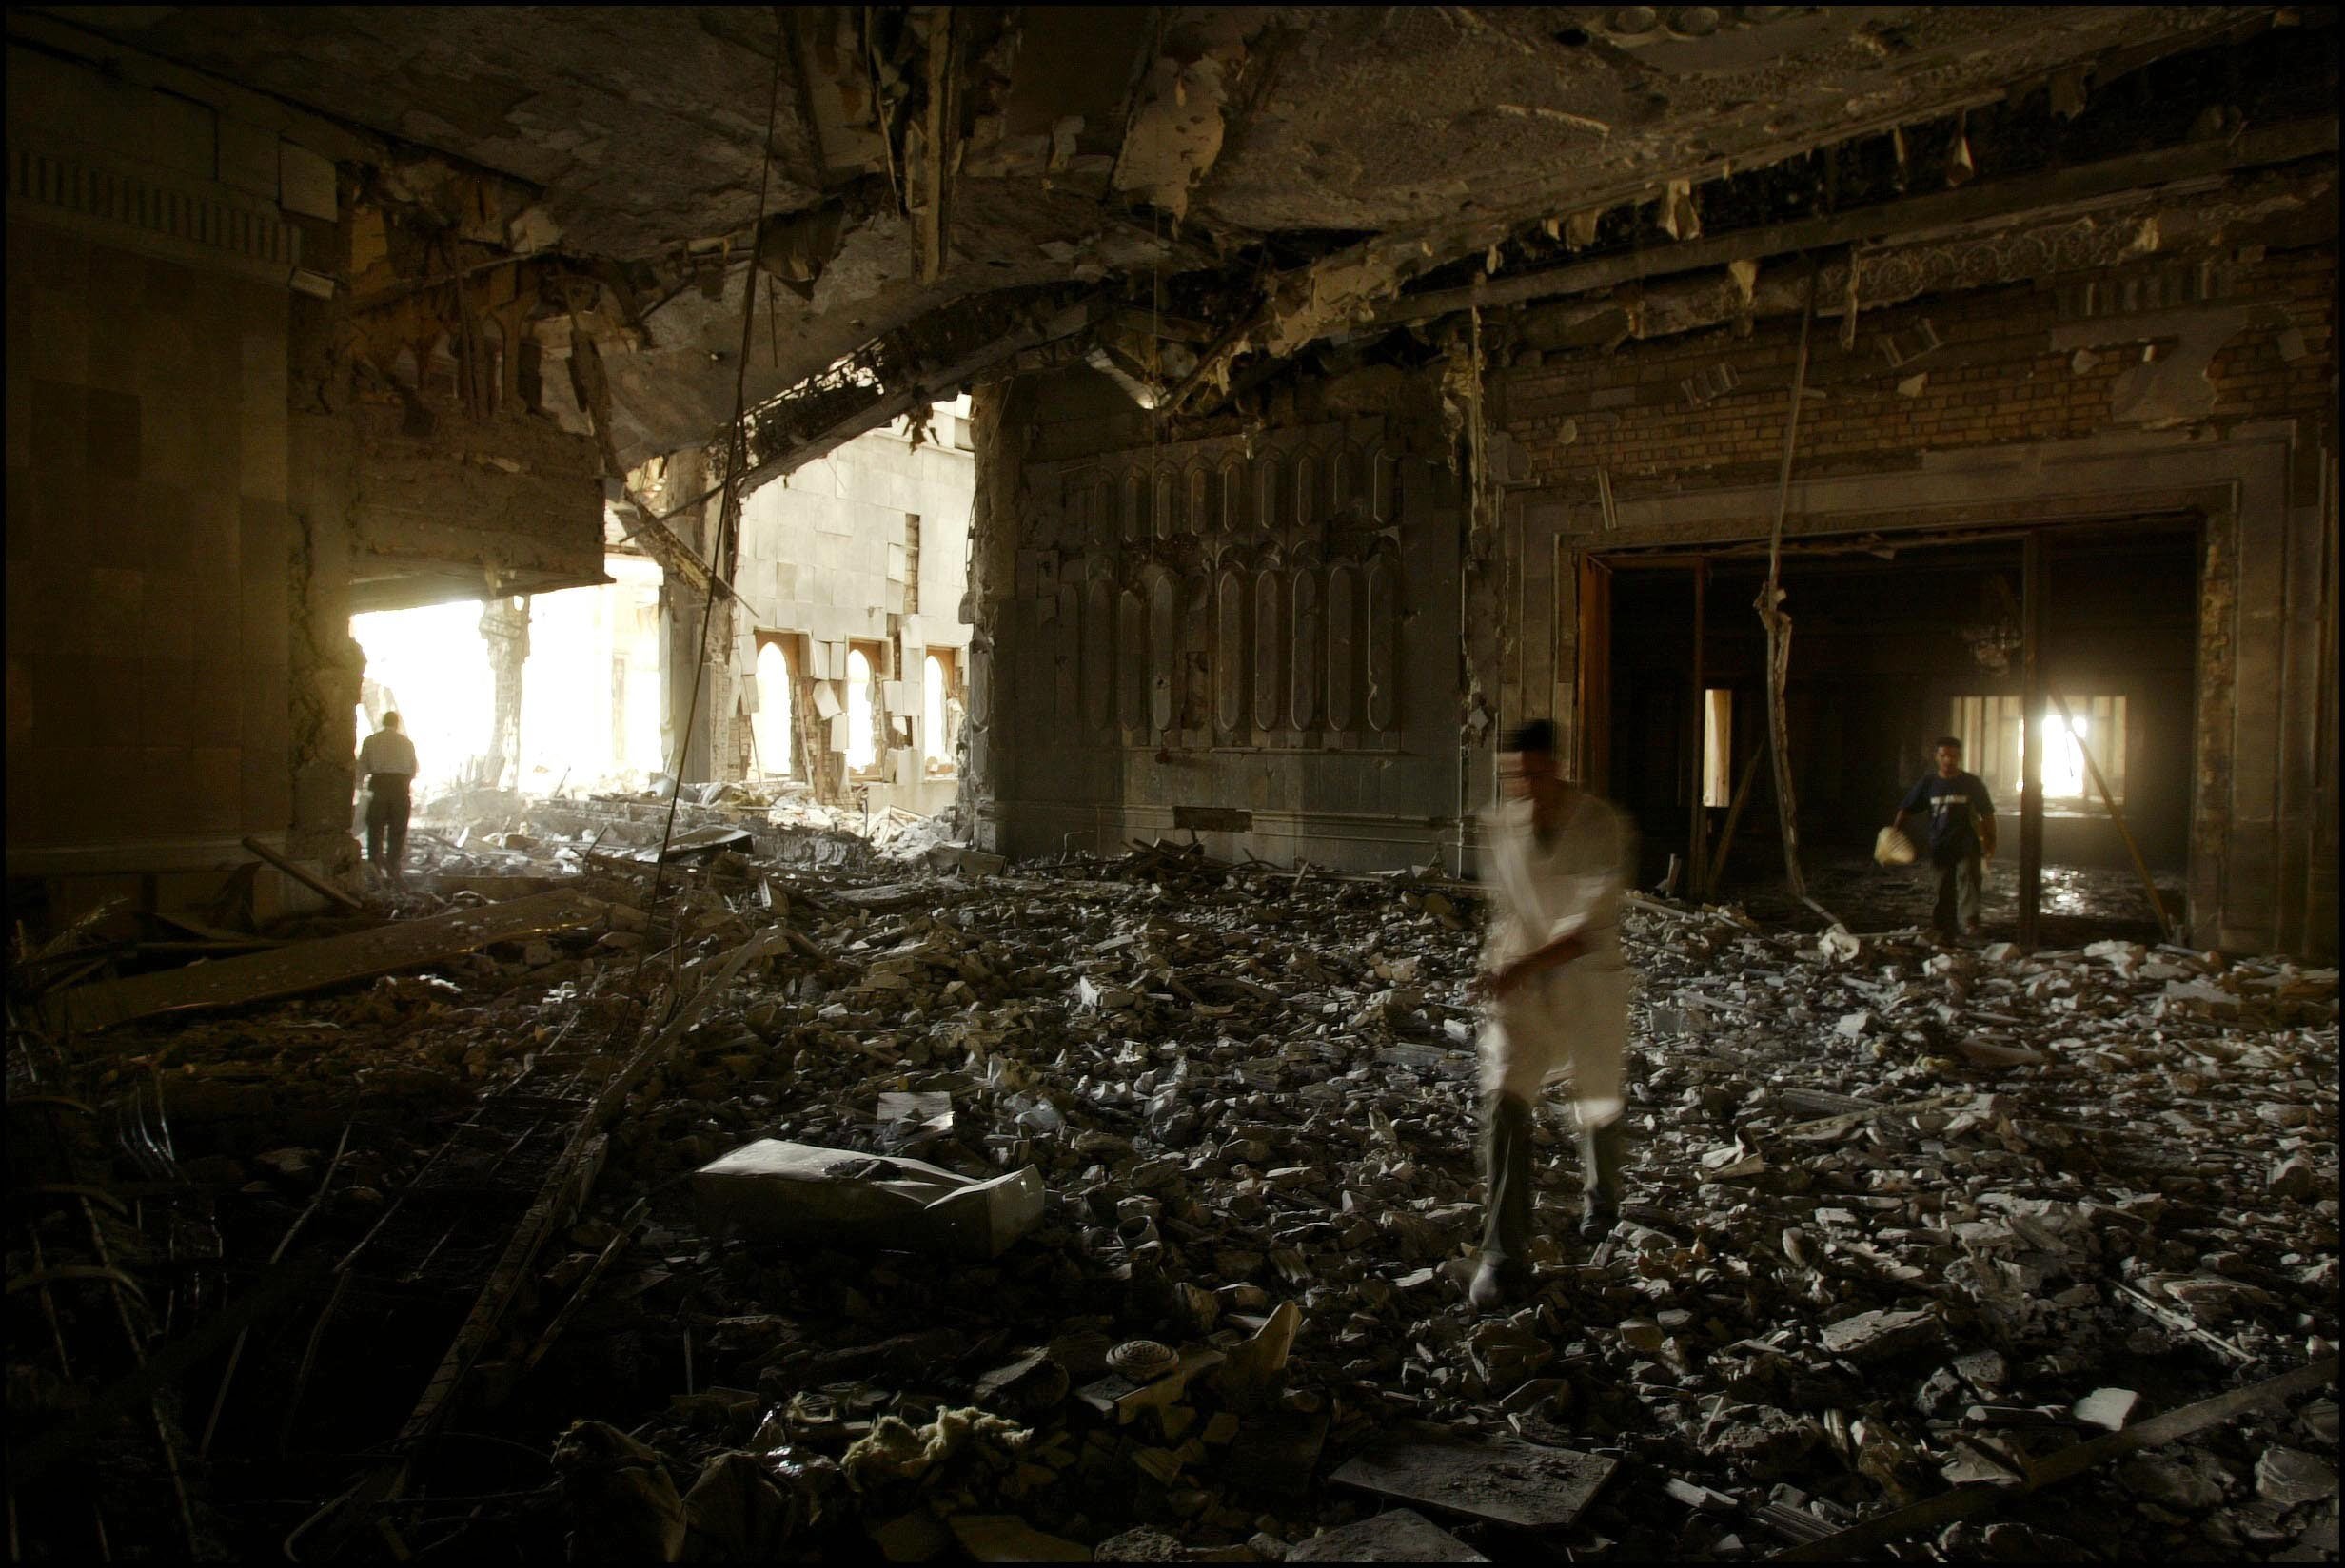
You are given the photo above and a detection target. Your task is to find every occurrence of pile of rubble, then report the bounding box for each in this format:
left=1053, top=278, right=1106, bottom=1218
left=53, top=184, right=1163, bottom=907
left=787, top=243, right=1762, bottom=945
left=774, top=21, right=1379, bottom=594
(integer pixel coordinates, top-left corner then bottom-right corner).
left=7, top=844, right=2335, bottom=1562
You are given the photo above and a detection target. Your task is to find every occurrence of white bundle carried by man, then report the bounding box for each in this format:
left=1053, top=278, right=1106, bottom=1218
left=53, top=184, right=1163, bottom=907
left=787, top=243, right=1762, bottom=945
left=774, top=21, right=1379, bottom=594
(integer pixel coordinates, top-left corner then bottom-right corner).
left=1874, top=825, right=1919, bottom=866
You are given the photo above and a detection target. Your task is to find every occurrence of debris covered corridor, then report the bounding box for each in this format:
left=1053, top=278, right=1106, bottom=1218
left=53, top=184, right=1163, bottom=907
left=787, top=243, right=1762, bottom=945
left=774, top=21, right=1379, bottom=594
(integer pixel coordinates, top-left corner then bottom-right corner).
left=5, top=6, right=2337, bottom=1563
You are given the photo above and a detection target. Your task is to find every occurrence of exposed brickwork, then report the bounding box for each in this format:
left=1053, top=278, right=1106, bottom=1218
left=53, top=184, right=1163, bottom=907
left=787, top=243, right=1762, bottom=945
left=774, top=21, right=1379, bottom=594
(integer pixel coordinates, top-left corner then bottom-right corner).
left=1495, top=247, right=2337, bottom=498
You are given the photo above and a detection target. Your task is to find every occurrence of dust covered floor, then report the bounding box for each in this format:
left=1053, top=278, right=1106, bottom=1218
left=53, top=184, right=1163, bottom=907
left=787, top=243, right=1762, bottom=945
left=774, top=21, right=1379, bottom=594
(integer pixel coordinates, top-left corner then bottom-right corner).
left=7, top=833, right=2336, bottom=1562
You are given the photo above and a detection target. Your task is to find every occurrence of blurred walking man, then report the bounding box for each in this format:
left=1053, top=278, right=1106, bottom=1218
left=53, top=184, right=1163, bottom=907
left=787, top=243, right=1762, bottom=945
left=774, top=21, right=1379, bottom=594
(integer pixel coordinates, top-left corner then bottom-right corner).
left=1469, top=721, right=1637, bottom=1311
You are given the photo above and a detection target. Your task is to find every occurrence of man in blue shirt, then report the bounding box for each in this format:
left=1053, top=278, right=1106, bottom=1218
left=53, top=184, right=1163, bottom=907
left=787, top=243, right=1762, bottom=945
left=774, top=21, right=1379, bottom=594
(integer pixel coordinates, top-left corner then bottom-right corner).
left=1891, top=735, right=1997, bottom=943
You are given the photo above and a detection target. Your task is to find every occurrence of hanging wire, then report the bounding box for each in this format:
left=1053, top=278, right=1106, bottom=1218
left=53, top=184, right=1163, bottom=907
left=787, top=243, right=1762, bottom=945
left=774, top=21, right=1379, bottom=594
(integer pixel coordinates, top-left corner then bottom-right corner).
left=626, top=10, right=789, bottom=1011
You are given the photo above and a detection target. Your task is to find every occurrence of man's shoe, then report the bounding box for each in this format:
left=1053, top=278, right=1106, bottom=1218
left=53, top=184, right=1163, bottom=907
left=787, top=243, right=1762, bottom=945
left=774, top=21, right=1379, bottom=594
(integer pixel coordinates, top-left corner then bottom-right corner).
left=1578, top=1201, right=1618, bottom=1241
left=1468, top=1255, right=1528, bottom=1312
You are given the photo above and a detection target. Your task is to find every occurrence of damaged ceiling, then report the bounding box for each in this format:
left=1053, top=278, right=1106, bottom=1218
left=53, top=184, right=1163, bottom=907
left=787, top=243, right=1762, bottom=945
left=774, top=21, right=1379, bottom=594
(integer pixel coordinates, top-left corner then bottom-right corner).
left=29, top=5, right=2318, bottom=469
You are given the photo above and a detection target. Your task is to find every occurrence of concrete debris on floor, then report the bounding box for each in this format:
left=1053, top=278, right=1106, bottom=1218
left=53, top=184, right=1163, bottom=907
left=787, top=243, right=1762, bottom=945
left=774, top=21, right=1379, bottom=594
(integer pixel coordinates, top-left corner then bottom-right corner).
left=9, top=830, right=2335, bottom=1562
left=6, top=8, right=2339, bottom=1561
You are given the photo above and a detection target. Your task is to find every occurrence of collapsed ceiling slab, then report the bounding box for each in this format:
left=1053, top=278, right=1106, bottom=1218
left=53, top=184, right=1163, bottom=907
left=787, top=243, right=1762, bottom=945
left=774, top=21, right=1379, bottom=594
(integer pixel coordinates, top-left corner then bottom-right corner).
left=27, top=4, right=2317, bottom=470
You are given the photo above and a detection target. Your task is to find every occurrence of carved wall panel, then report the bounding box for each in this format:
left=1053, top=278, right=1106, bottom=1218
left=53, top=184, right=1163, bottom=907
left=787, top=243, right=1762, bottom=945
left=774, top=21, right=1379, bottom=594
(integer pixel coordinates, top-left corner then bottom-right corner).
left=1181, top=582, right=1212, bottom=733
left=1215, top=569, right=1247, bottom=733
left=1255, top=453, right=1283, bottom=533
left=1121, top=472, right=1144, bottom=543
left=1252, top=570, right=1284, bottom=731
left=1327, top=563, right=1359, bottom=732
left=1018, top=421, right=1408, bottom=753
left=1117, top=587, right=1147, bottom=731
left=1366, top=553, right=1399, bottom=734
left=1291, top=571, right=1322, bottom=729
left=1148, top=570, right=1178, bottom=733
left=1083, top=578, right=1113, bottom=730
left=1054, top=579, right=1080, bottom=728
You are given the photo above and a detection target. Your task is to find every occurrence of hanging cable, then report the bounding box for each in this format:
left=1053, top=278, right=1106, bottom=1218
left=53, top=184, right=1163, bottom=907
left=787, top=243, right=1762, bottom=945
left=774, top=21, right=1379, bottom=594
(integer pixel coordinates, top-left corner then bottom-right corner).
left=1756, top=256, right=1818, bottom=905
left=625, top=10, right=788, bottom=1011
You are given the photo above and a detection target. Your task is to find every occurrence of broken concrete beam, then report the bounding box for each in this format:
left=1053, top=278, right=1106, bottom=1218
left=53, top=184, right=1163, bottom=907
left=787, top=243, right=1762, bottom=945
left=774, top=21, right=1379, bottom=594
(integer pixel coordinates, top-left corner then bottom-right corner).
left=691, top=1141, right=1044, bottom=1261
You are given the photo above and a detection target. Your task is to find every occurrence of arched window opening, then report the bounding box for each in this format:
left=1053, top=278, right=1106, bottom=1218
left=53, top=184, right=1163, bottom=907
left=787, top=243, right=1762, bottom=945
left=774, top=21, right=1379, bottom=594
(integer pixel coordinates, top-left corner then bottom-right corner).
left=753, top=639, right=795, bottom=777
left=924, top=653, right=953, bottom=770
left=846, top=647, right=878, bottom=771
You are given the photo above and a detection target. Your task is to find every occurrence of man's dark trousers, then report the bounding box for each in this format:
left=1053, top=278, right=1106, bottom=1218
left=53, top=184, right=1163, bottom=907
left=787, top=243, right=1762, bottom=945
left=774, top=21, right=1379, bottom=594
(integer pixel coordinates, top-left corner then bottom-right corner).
left=366, top=774, right=412, bottom=872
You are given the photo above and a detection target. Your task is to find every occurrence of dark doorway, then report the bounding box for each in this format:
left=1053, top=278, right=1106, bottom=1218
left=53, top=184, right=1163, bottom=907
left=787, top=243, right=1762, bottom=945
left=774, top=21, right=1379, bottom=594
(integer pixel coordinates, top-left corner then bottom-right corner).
left=1592, top=519, right=2200, bottom=943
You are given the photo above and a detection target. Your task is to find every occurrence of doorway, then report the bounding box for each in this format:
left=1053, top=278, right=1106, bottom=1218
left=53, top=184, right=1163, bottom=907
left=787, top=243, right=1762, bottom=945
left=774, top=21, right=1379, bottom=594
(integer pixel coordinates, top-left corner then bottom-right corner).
left=1583, top=519, right=2201, bottom=942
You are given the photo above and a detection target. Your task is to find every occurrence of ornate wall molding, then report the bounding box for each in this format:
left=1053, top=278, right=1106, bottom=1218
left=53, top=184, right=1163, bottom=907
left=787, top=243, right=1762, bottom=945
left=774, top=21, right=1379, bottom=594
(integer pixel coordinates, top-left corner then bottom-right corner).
left=9, top=141, right=303, bottom=286
left=1019, top=421, right=1410, bottom=750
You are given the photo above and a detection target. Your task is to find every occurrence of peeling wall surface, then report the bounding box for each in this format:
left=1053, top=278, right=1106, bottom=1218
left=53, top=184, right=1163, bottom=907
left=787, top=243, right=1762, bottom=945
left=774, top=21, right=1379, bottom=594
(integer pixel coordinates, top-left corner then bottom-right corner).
left=971, top=367, right=1464, bottom=871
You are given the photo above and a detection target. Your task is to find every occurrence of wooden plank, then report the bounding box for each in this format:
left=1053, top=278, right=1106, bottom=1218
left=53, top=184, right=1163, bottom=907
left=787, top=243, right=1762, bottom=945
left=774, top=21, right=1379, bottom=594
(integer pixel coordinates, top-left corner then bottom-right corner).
left=1705, top=744, right=1767, bottom=897
left=241, top=835, right=365, bottom=912
left=320, top=925, right=797, bottom=1555
left=1330, top=1428, right=1616, bottom=1530
left=1757, top=273, right=1817, bottom=900
left=2047, top=686, right=2174, bottom=941
left=44, top=891, right=607, bottom=1034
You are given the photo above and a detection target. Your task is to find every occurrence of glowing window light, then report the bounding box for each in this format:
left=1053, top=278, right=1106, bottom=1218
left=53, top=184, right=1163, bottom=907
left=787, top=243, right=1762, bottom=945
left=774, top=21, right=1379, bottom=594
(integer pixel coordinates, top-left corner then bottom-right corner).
left=846, top=648, right=877, bottom=770
left=923, top=654, right=948, bottom=766
left=752, top=641, right=794, bottom=778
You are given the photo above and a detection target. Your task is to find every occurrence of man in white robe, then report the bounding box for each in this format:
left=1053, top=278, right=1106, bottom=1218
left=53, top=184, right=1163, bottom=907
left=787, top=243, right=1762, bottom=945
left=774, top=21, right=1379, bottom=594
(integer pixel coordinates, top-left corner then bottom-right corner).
left=1469, top=719, right=1637, bottom=1310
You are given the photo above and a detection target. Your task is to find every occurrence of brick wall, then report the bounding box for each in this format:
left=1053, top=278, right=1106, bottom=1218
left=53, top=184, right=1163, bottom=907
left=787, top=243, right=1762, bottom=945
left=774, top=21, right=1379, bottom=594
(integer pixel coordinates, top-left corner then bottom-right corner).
left=1497, top=247, right=2335, bottom=496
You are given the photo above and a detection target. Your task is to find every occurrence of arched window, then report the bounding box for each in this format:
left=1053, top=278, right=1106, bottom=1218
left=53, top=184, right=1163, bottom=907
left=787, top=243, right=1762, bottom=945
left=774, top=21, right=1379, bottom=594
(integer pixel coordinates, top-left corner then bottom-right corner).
left=845, top=648, right=877, bottom=770
left=753, top=640, right=794, bottom=777
left=923, top=654, right=950, bottom=768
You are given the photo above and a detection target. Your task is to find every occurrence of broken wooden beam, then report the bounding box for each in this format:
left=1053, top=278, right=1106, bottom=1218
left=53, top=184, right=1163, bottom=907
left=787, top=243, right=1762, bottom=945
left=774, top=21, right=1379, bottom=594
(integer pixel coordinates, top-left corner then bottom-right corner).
left=313, top=923, right=798, bottom=1553
left=240, top=835, right=365, bottom=912
left=43, top=890, right=608, bottom=1034
left=2047, top=686, right=2176, bottom=942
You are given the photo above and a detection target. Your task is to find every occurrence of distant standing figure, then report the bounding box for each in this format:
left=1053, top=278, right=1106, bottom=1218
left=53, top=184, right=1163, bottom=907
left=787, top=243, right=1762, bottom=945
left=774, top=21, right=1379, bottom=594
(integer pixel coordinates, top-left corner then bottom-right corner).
left=1892, top=735, right=1996, bottom=943
left=360, top=712, right=419, bottom=884
left=1468, top=720, right=1638, bottom=1312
